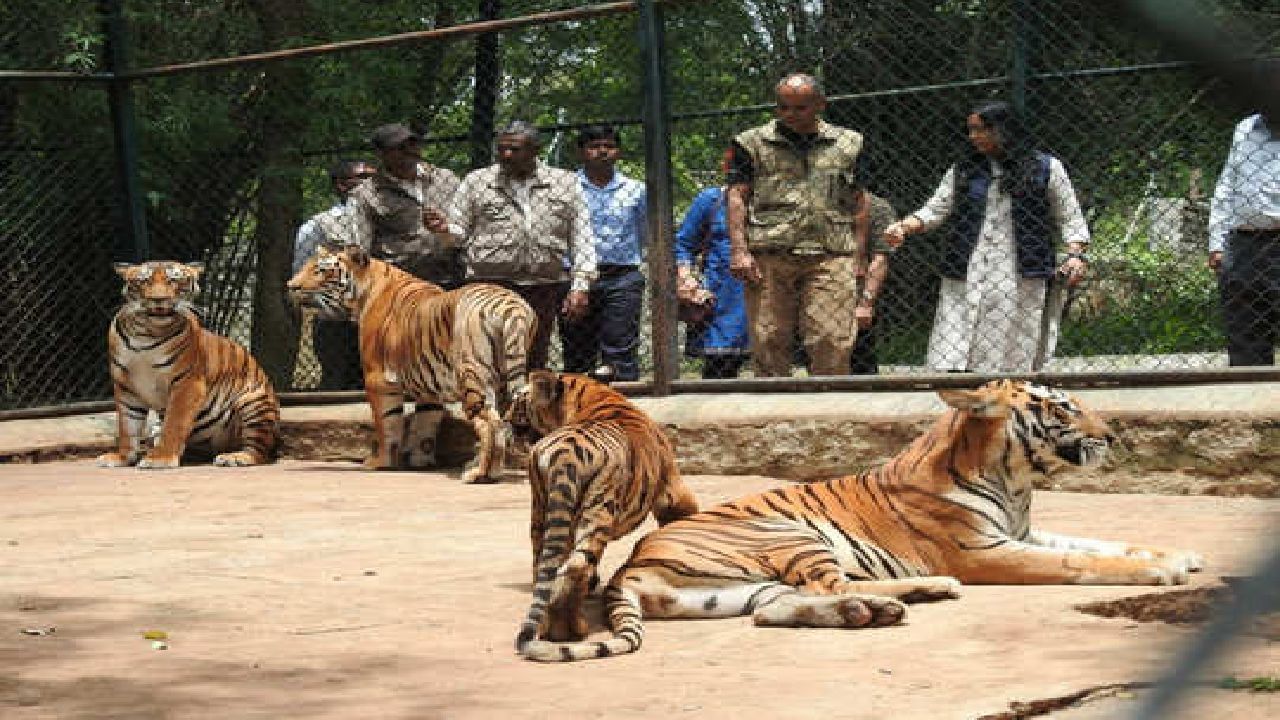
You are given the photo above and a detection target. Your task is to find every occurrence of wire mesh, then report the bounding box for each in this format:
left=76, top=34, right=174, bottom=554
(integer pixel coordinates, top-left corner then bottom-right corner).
left=1, top=0, right=1278, bottom=409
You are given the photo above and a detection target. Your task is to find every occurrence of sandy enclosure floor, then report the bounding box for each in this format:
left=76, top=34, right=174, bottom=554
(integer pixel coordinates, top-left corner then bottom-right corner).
left=2, top=460, right=1278, bottom=720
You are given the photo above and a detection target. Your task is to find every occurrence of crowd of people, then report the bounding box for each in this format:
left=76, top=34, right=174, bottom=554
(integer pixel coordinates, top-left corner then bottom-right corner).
left=293, top=66, right=1279, bottom=388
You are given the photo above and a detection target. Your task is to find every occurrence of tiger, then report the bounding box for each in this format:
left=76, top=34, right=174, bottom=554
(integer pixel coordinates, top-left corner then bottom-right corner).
left=96, top=261, right=280, bottom=469
left=519, top=379, right=1206, bottom=662
left=286, top=244, right=535, bottom=483
left=504, top=370, right=700, bottom=656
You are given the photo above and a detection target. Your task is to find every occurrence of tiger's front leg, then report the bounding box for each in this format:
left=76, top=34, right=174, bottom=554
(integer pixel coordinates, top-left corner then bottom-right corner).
left=97, top=385, right=149, bottom=467
left=138, top=377, right=207, bottom=469
left=364, top=380, right=407, bottom=470
left=1027, top=529, right=1205, bottom=576
left=954, top=541, right=1192, bottom=586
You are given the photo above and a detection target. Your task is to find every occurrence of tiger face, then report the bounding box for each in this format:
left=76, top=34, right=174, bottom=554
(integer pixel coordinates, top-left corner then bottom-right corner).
left=503, top=369, right=566, bottom=443
left=286, top=245, right=361, bottom=321
left=940, top=380, right=1116, bottom=473
left=114, top=261, right=203, bottom=319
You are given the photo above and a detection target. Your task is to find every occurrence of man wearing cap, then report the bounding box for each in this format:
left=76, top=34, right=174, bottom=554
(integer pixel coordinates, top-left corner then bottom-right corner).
left=347, top=123, right=463, bottom=288
left=440, top=120, right=597, bottom=371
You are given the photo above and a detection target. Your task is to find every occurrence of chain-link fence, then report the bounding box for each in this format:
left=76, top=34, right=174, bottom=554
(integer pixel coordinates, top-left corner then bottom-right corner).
left=2, top=0, right=1279, bottom=411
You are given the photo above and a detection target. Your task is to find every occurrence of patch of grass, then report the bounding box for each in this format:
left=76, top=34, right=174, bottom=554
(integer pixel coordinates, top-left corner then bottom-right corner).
left=1218, top=675, right=1280, bottom=692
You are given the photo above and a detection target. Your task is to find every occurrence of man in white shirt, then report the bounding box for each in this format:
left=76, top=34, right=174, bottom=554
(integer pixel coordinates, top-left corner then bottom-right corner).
left=1208, top=65, right=1280, bottom=366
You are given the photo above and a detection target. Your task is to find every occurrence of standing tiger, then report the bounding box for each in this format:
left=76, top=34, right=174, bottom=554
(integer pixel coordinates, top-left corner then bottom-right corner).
left=97, top=261, right=280, bottom=469
left=520, top=380, right=1205, bottom=662
left=505, top=370, right=700, bottom=656
left=287, top=245, right=535, bottom=483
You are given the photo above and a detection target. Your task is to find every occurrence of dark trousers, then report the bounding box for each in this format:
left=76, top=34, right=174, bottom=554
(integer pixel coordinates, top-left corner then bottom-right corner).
left=1220, top=231, right=1280, bottom=367
left=492, top=280, right=569, bottom=371
left=313, top=319, right=363, bottom=390
left=560, top=266, right=645, bottom=381
left=702, top=355, right=747, bottom=379
left=849, top=319, right=879, bottom=375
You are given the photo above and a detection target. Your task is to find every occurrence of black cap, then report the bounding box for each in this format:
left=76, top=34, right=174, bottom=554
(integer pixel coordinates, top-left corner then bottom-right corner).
left=369, top=123, right=420, bottom=151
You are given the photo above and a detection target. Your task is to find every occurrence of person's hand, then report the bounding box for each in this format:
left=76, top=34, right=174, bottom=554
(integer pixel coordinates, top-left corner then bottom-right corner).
left=422, top=207, right=448, bottom=233
left=1207, top=250, right=1223, bottom=275
left=1058, top=255, right=1088, bottom=288
left=729, top=249, right=762, bottom=284
left=561, top=290, right=589, bottom=321
left=882, top=221, right=909, bottom=249
left=854, top=302, right=875, bottom=329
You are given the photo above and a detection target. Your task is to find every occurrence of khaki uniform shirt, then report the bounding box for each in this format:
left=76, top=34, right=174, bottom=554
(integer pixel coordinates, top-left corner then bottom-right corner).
left=348, top=163, right=462, bottom=285
left=447, top=162, right=597, bottom=292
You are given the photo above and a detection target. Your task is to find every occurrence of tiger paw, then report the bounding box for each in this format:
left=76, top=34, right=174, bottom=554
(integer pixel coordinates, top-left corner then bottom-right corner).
left=1173, top=551, right=1205, bottom=574
left=753, top=593, right=907, bottom=628
left=362, top=455, right=397, bottom=471
left=847, top=595, right=907, bottom=627
left=1145, top=563, right=1191, bottom=586
left=462, top=466, right=502, bottom=484
left=96, top=452, right=137, bottom=468
left=214, top=451, right=258, bottom=467
left=899, top=576, right=963, bottom=602
left=137, top=454, right=180, bottom=470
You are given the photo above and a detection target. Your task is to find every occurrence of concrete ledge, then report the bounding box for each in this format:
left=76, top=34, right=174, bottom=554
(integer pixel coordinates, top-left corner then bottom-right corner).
left=3, top=384, right=1277, bottom=497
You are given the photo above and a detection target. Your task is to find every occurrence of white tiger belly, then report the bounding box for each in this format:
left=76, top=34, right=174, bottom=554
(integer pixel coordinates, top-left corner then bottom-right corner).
left=117, top=351, right=174, bottom=411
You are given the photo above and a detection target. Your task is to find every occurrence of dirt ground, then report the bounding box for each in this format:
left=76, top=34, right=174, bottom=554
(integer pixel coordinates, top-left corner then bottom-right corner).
left=2, top=461, right=1278, bottom=720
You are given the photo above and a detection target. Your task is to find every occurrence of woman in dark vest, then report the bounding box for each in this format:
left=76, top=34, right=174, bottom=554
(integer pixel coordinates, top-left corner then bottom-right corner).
left=883, top=100, right=1090, bottom=372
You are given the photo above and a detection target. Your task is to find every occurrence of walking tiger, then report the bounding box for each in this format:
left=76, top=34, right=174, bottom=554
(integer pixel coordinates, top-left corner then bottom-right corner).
left=287, top=245, right=535, bottom=483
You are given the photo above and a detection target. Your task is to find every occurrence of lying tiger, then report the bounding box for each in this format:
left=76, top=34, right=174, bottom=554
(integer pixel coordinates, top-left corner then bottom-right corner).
left=506, top=370, right=700, bottom=656
left=287, top=245, right=535, bottom=483
left=97, top=261, right=280, bottom=469
left=520, top=380, right=1204, bottom=662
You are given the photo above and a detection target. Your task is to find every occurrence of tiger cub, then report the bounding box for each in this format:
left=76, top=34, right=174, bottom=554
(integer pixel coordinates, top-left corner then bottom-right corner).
left=506, top=370, right=699, bottom=656
left=97, top=262, right=280, bottom=469
left=520, top=380, right=1204, bottom=662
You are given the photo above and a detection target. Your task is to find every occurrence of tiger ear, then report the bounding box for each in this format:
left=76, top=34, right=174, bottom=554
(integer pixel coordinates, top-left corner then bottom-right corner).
left=938, top=388, right=1009, bottom=418
left=185, top=261, right=205, bottom=278
left=529, top=370, right=561, bottom=402
left=343, top=244, right=370, bottom=269
left=112, top=262, right=134, bottom=279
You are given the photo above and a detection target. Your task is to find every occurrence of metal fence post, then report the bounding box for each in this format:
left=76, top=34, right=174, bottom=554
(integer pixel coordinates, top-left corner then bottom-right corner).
left=1011, top=0, right=1038, bottom=122
left=637, top=0, right=677, bottom=395
left=469, top=0, right=502, bottom=170
left=100, top=0, right=149, bottom=262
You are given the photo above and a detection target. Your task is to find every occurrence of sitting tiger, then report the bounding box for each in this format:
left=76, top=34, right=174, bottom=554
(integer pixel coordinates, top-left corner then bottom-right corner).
left=520, top=380, right=1205, bottom=662
left=505, top=370, right=699, bottom=656
left=287, top=245, right=535, bottom=483
left=97, top=261, right=280, bottom=469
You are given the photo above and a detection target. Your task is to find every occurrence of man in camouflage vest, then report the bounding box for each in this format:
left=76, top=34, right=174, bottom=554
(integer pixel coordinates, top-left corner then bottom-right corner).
left=727, top=73, right=871, bottom=377
left=441, top=120, right=598, bottom=370
left=348, top=123, right=464, bottom=289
